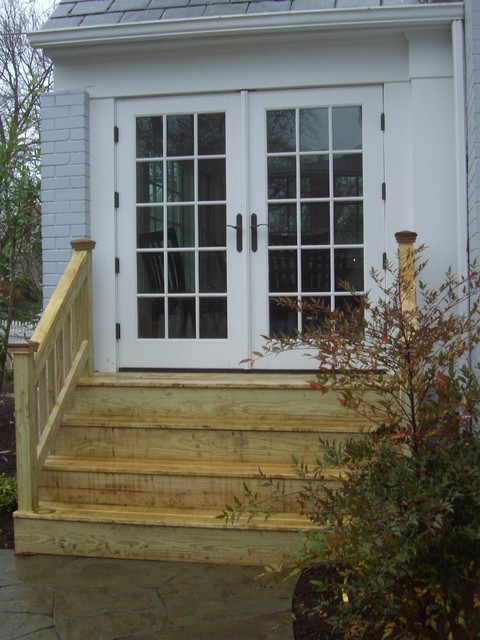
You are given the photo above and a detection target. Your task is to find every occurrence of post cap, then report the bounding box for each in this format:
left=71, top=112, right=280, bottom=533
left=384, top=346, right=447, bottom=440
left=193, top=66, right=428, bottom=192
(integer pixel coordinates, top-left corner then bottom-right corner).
left=8, top=340, right=40, bottom=354
left=70, top=238, right=96, bottom=252
left=395, top=230, right=418, bottom=245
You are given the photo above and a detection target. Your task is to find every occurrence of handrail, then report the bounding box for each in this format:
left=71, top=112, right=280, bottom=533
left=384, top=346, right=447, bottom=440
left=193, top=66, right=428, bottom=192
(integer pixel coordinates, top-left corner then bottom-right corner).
left=9, top=238, right=95, bottom=513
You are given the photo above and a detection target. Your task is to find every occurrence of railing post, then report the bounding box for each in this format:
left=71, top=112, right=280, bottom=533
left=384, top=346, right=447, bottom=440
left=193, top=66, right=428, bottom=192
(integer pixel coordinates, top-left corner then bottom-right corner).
left=395, top=231, right=418, bottom=316
left=70, top=238, right=96, bottom=376
left=8, top=340, right=40, bottom=512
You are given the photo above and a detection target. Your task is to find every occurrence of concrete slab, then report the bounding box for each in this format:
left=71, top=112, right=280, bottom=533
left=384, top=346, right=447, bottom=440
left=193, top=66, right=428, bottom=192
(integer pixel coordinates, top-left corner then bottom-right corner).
left=0, top=551, right=293, bottom=639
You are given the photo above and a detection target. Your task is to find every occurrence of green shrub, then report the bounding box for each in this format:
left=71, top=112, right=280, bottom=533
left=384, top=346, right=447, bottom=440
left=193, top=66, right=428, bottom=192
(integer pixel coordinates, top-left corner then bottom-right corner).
left=221, top=248, right=480, bottom=639
left=0, top=473, right=17, bottom=513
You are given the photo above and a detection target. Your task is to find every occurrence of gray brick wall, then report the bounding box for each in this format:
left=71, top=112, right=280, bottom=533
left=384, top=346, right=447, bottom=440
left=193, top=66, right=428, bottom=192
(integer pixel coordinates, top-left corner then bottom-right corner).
left=40, top=91, right=90, bottom=302
left=465, top=0, right=480, bottom=263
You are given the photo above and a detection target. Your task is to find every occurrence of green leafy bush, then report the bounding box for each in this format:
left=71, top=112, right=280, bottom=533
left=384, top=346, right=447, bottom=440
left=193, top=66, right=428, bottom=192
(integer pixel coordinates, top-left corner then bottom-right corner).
left=222, top=248, right=480, bottom=639
left=0, top=473, right=17, bottom=513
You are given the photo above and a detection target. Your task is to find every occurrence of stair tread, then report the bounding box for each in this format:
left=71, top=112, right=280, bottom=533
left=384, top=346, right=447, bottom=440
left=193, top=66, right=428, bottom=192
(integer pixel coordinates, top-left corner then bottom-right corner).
left=43, top=455, right=344, bottom=478
left=80, top=372, right=321, bottom=390
left=18, top=501, right=312, bottom=531
left=61, top=413, right=364, bottom=430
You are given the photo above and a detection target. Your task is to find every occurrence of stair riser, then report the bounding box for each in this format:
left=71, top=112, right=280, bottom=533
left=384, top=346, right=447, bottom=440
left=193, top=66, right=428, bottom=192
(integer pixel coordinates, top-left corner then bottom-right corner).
left=39, top=470, right=309, bottom=511
left=69, top=385, right=366, bottom=426
left=53, top=425, right=356, bottom=463
left=14, top=514, right=304, bottom=565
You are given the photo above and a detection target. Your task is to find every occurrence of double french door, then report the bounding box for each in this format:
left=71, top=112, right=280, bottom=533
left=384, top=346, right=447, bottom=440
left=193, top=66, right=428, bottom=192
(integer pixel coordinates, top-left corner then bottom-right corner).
left=116, top=87, right=384, bottom=369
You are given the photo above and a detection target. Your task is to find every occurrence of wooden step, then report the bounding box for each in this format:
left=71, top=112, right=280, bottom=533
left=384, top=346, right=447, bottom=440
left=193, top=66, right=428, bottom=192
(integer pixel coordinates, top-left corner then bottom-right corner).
left=53, top=416, right=362, bottom=463
left=39, top=456, right=343, bottom=511
left=14, top=502, right=311, bottom=565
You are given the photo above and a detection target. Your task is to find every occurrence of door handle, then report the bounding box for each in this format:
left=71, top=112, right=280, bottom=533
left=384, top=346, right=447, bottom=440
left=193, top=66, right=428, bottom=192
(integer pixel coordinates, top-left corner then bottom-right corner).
left=226, top=213, right=243, bottom=252
left=250, top=213, right=269, bottom=252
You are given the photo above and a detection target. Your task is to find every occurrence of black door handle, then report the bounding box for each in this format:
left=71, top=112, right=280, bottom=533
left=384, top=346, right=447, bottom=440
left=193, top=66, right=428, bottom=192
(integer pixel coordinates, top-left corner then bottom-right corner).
left=226, top=213, right=243, bottom=252
left=250, top=213, right=269, bottom=252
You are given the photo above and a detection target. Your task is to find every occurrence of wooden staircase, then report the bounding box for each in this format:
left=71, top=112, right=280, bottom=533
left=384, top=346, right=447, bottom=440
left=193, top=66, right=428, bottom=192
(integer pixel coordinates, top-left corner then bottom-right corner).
left=13, top=372, right=369, bottom=565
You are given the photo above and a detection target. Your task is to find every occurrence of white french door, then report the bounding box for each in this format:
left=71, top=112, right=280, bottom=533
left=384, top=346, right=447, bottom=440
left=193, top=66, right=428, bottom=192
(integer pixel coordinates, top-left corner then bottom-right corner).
left=116, top=87, right=384, bottom=369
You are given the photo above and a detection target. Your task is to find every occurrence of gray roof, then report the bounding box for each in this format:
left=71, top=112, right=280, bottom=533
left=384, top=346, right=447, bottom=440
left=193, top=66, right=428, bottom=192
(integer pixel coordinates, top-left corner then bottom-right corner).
left=41, top=0, right=460, bottom=31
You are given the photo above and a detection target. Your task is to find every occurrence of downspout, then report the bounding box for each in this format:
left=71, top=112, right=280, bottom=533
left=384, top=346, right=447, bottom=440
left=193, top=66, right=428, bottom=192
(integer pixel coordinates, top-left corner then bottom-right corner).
left=452, top=19, right=468, bottom=277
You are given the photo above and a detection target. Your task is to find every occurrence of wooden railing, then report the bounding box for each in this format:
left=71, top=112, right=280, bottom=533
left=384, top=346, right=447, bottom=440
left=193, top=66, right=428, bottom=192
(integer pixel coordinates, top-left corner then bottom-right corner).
left=9, top=239, right=95, bottom=513
left=395, top=230, right=418, bottom=316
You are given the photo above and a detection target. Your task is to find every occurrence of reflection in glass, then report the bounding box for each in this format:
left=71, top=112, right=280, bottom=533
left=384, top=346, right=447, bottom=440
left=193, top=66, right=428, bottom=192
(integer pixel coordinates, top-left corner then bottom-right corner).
left=168, top=251, right=194, bottom=293
left=301, top=250, right=330, bottom=292
left=335, top=248, right=364, bottom=291
left=269, top=297, right=297, bottom=337
left=199, top=205, right=226, bottom=247
left=200, top=298, right=227, bottom=338
left=137, top=162, right=163, bottom=203
left=136, top=117, right=163, bottom=158
left=137, top=207, right=163, bottom=240
left=167, top=114, right=194, bottom=156
left=267, top=110, right=296, bottom=153
left=198, top=113, right=225, bottom=155
left=169, top=298, right=195, bottom=338
left=300, top=108, right=328, bottom=152
left=137, top=253, right=164, bottom=294
left=167, top=160, right=194, bottom=202
left=269, top=250, right=298, bottom=293
left=198, top=159, right=226, bottom=201
left=199, top=251, right=227, bottom=293
left=268, top=156, right=296, bottom=199
left=301, top=203, right=329, bottom=245
left=167, top=206, right=195, bottom=247
left=138, top=298, right=165, bottom=338
left=300, top=155, right=329, bottom=198
left=268, top=204, right=297, bottom=246
left=333, top=154, right=363, bottom=197
left=334, top=203, right=363, bottom=244
left=332, top=107, right=362, bottom=150
left=301, top=296, right=330, bottom=331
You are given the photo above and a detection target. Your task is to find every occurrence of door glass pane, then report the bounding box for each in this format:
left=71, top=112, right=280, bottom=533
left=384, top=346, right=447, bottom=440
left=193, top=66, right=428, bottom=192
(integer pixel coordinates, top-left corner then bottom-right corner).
left=169, top=298, right=195, bottom=338
left=301, top=203, right=329, bottom=245
left=269, top=298, right=296, bottom=337
left=333, top=154, right=363, bottom=197
left=333, top=106, right=362, bottom=150
left=167, top=206, right=195, bottom=247
left=199, top=251, right=227, bottom=293
left=268, top=156, right=296, bottom=199
left=198, top=113, right=225, bottom=155
left=136, top=116, right=163, bottom=158
left=137, top=253, right=164, bottom=294
left=137, top=207, right=163, bottom=239
left=200, top=298, right=227, bottom=338
left=269, top=250, right=298, bottom=293
left=167, top=114, right=194, bottom=156
left=334, top=248, right=364, bottom=291
left=199, top=205, right=226, bottom=247
left=167, top=160, right=194, bottom=202
left=137, top=162, right=163, bottom=203
left=301, top=250, right=330, bottom=292
left=169, top=251, right=194, bottom=293
left=334, top=203, right=363, bottom=244
left=267, top=110, right=296, bottom=152
left=268, top=204, right=297, bottom=246
left=198, top=159, right=226, bottom=201
left=138, top=298, right=165, bottom=338
left=300, top=108, right=328, bottom=151
left=300, top=155, right=329, bottom=198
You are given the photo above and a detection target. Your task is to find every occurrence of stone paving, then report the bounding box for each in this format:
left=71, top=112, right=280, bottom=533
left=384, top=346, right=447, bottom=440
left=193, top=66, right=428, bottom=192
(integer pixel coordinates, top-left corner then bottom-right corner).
left=0, top=551, right=294, bottom=639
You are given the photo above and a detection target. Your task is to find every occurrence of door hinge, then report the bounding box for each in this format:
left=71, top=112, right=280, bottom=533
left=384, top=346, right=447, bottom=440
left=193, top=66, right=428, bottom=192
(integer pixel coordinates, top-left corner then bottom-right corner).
left=383, top=252, right=388, bottom=270
left=380, top=113, right=385, bottom=131
left=114, top=126, right=119, bottom=143
left=116, top=323, right=121, bottom=340
left=114, top=191, right=120, bottom=208
left=115, top=257, right=120, bottom=274
left=382, top=182, right=386, bottom=200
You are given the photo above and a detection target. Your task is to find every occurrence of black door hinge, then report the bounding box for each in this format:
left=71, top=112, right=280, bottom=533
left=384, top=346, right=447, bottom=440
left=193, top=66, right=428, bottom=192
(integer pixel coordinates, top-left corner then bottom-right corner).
left=114, top=126, right=119, bottom=143
left=115, top=257, right=120, bottom=274
left=380, top=113, right=385, bottom=131
left=116, top=323, right=121, bottom=340
left=382, top=182, right=386, bottom=200
left=114, top=191, right=120, bottom=208
left=383, top=252, right=388, bottom=270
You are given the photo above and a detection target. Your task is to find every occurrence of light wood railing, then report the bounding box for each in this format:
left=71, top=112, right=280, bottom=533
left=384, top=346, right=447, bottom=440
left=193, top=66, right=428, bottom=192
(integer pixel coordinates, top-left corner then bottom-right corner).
left=9, top=239, right=95, bottom=513
left=395, top=230, right=418, bottom=316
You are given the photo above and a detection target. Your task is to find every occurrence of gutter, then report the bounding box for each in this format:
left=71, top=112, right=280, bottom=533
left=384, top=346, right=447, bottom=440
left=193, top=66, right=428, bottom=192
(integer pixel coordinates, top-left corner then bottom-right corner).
left=29, top=3, right=464, bottom=49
